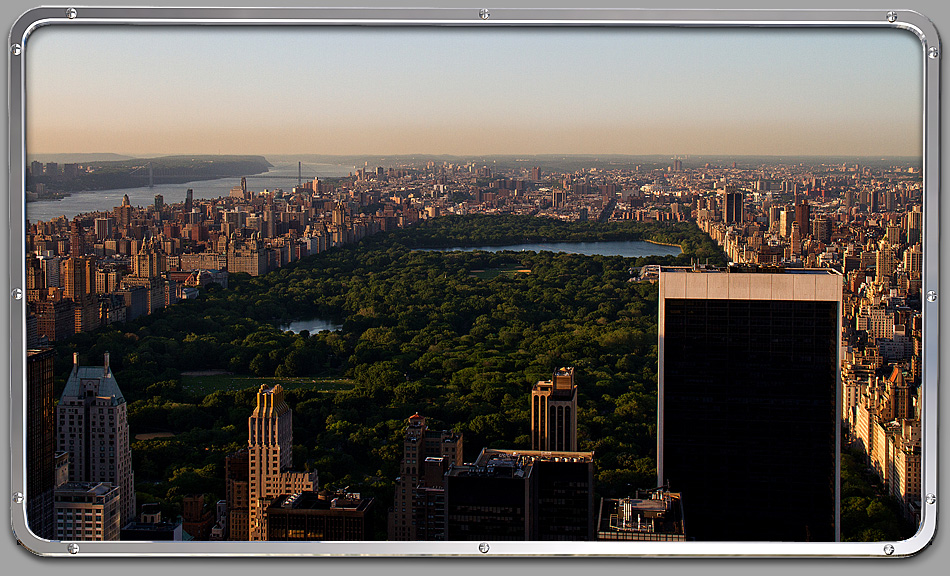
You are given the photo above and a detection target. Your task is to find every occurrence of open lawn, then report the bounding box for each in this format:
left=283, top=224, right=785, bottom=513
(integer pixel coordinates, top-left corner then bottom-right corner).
left=181, top=373, right=355, bottom=397
left=469, top=264, right=531, bottom=279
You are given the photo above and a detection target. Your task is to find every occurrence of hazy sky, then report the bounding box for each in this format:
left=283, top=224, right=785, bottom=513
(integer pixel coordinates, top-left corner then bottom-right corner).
left=25, top=26, right=923, bottom=157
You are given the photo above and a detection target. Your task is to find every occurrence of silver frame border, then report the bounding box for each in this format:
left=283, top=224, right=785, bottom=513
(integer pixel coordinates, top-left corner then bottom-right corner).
left=6, top=6, right=940, bottom=558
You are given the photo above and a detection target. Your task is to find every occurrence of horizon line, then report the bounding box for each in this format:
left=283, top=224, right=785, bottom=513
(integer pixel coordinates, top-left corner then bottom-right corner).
left=28, top=152, right=924, bottom=160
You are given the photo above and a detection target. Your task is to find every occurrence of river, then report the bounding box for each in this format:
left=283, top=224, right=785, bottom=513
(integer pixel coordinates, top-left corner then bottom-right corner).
left=26, top=158, right=355, bottom=222
left=419, top=240, right=682, bottom=258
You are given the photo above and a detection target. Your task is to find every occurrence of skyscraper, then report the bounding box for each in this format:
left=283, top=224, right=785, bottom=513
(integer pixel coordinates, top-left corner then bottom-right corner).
left=389, top=413, right=462, bottom=540
left=720, top=187, right=743, bottom=224
left=57, top=353, right=135, bottom=529
left=444, top=448, right=594, bottom=541
left=247, top=384, right=318, bottom=540
left=796, top=200, right=811, bottom=234
left=658, top=267, right=841, bottom=541
left=26, top=348, right=56, bottom=539
left=531, top=367, right=578, bottom=452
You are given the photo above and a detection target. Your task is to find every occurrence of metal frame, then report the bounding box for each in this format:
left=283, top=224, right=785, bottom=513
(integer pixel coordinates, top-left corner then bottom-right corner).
left=6, top=6, right=940, bottom=557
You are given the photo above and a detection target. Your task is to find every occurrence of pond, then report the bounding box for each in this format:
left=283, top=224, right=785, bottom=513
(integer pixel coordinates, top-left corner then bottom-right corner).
left=278, top=318, right=343, bottom=334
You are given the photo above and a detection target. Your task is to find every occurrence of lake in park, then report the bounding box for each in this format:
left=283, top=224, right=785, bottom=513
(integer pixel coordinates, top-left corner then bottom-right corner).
left=278, top=319, right=343, bottom=334
left=419, top=240, right=682, bottom=258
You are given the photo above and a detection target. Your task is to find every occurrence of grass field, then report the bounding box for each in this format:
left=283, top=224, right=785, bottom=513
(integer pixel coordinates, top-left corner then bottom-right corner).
left=470, top=264, right=531, bottom=279
left=181, top=373, right=355, bottom=397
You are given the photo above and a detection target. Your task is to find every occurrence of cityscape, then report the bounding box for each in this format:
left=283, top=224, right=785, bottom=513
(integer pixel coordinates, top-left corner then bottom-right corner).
left=23, top=154, right=923, bottom=542
left=19, top=22, right=924, bottom=548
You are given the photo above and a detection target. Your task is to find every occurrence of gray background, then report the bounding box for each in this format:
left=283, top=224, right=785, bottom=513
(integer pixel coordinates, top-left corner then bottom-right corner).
left=2, top=0, right=945, bottom=572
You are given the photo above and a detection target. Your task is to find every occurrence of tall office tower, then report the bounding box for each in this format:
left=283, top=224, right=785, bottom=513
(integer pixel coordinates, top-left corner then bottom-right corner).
left=779, top=208, right=792, bottom=238
left=225, top=449, right=250, bottom=541
left=57, top=353, right=135, bottom=528
left=94, top=217, right=114, bottom=241
left=721, top=188, right=743, bottom=224
left=114, top=194, right=133, bottom=228
left=184, top=188, right=194, bottom=213
left=812, top=215, right=833, bottom=245
left=389, top=413, right=463, bottom=540
left=795, top=201, right=811, bottom=234
left=54, top=482, right=121, bottom=541
left=531, top=367, right=578, bottom=452
left=26, top=348, right=56, bottom=539
left=154, top=194, right=164, bottom=213
left=904, top=243, right=923, bottom=281
left=885, top=224, right=903, bottom=246
left=69, top=218, right=83, bottom=256
left=906, top=205, right=923, bottom=245
left=658, top=267, right=842, bottom=541
left=768, top=205, right=782, bottom=235
left=332, top=202, right=347, bottom=226
left=876, top=241, right=896, bottom=285
left=869, top=189, right=880, bottom=213
left=789, top=222, right=802, bottom=258
left=63, top=256, right=99, bottom=334
left=247, top=385, right=318, bottom=540
left=34, top=297, right=75, bottom=342
left=444, top=448, right=595, bottom=541
left=531, top=166, right=542, bottom=181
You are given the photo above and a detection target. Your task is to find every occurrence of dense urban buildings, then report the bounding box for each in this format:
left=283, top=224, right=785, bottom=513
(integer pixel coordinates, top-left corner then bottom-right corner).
left=658, top=267, right=842, bottom=541
left=56, top=353, right=135, bottom=533
left=24, top=155, right=924, bottom=542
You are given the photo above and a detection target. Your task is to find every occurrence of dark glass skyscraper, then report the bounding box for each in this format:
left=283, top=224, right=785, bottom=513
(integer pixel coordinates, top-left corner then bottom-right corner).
left=26, top=348, right=56, bottom=539
left=658, top=267, right=841, bottom=541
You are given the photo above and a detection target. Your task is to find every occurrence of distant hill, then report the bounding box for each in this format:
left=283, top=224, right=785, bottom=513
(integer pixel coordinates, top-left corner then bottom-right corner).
left=26, top=154, right=273, bottom=194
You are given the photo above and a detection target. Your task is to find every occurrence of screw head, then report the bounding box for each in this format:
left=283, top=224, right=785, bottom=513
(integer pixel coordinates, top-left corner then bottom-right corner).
left=12, top=492, right=24, bottom=504
left=883, top=544, right=895, bottom=555
left=11, top=44, right=21, bottom=56
left=927, top=290, right=937, bottom=302
left=478, top=542, right=490, bottom=553
left=66, top=8, right=77, bottom=19
left=928, top=47, right=939, bottom=59
left=479, top=9, right=490, bottom=20
left=67, top=543, right=80, bottom=554
left=886, top=12, right=898, bottom=23
left=926, top=493, right=936, bottom=505
left=11, top=288, right=22, bottom=300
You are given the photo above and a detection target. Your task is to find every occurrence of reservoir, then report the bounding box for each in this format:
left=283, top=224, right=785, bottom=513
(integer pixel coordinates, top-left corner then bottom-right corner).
left=419, top=240, right=681, bottom=258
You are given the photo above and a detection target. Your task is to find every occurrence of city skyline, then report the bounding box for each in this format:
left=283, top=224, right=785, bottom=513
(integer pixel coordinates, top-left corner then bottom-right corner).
left=25, top=27, right=923, bottom=157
